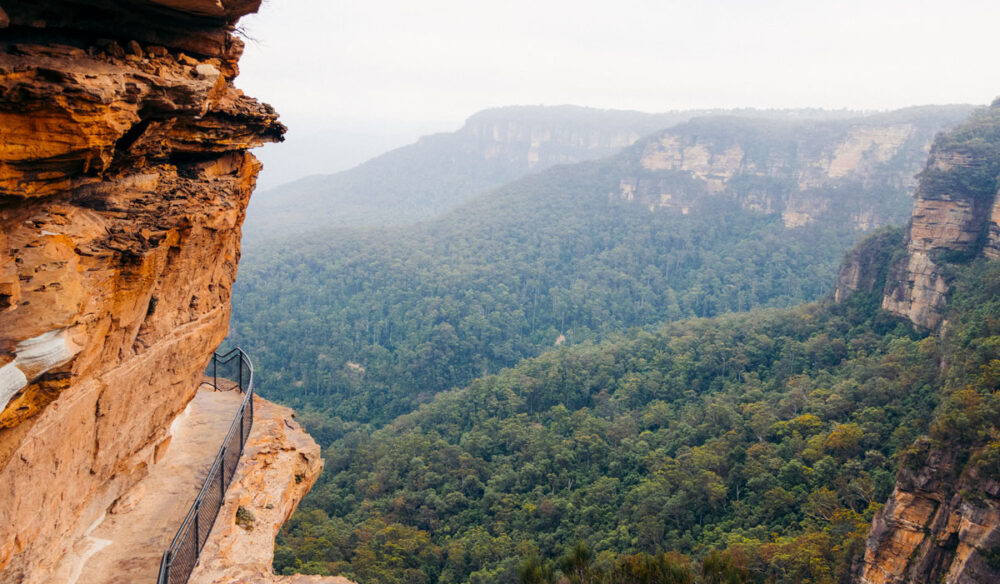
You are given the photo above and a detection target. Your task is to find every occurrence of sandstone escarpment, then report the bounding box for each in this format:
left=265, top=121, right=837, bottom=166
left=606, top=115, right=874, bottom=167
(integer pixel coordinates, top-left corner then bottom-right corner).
left=833, top=227, right=905, bottom=304
left=615, top=108, right=970, bottom=230
left=0, top=1, right=284, bottom=581
left=849, top=101, right=1000, bottom=584
left=880, top=102, right=1000, bottom=329
left=460, top=106, right=667, bottom=170
left=859, top=440, right=1000, bottom=584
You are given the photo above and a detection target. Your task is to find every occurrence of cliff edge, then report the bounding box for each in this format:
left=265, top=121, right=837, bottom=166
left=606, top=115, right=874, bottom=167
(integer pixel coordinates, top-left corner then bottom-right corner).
left=190, top=397, right=351, bottom=584
left=0, top=1, right=292, bottom=581
left=836, top=101, right=1000, bottom=584
left=878, top=101, right=1000, bottom=329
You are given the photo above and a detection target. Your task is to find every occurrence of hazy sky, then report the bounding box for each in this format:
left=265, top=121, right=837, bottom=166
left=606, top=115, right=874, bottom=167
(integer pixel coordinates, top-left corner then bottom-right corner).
left=237, top=0, right=1000, bottom=188
left=238, top=0, right=999, bottom=128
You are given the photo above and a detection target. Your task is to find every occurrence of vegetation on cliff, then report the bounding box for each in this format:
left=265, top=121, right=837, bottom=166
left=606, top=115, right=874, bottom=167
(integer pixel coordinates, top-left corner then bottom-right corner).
left=916, top=103, right=1000, bottom=202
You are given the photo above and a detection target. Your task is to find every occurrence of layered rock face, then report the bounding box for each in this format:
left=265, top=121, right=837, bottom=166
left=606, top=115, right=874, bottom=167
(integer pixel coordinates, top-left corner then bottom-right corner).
left=880, top=102, right=1000, bottom=329
left=458, top=106, right=688, bottom=170
left=858, top=441, right=1000, bottom=584
left=848, top=102, right=1000, bottom=584
left=614, top=108, right=970, bottom=230
left=832, top=227, right=904, bottom=304
left=0, top=1, right=284, bottom=581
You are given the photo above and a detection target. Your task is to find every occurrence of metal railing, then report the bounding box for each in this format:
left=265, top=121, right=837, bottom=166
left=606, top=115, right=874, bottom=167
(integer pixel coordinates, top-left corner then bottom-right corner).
left=156, top=348, right=255, bottom=584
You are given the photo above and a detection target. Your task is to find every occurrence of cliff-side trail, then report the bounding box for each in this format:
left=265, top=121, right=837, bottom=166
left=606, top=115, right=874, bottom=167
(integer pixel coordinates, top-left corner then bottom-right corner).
left=0, top=1, right=322, bottom=582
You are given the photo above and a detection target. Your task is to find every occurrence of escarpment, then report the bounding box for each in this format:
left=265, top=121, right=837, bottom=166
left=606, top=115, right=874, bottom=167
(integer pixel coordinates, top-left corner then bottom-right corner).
left=858, top=440, right=1000, bottom=584
left=615, top=107, right=970, bottom=231
left=877, top=102, right=1000, bottom=329
left=836, top=101, right=1000, bottom=584
left=458, top=106, right=693, bottom=170
left=0, top=1, right=291, bottom=581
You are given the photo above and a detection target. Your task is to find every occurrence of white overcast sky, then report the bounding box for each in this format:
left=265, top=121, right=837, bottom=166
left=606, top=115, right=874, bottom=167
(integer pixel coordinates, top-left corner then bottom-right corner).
left=236, top=0, right=1000, bottom=188
left=238, top=0, right=999, bottom=127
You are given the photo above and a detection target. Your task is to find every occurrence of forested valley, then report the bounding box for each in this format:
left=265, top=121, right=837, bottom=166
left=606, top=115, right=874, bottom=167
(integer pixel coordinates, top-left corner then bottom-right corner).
left=230, top=109, right=965, bottom=429
left=224, top=105, right=1000, bottom=584
left=271, top=243, right=1000, bottom=584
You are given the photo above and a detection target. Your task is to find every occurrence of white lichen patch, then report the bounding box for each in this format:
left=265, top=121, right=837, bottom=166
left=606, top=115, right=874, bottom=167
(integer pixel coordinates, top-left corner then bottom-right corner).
left=0, top=362, right=28, bottom=412
left=14, top=328, right=79, bottom=379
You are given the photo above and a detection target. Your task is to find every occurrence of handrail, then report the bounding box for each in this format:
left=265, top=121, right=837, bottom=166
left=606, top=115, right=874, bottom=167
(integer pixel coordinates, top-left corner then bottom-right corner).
left=156, top=348, right=255, bottom=584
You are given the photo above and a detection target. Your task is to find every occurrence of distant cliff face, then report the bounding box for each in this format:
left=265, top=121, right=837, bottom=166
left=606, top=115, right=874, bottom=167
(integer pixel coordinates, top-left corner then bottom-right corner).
left=244, top=106, right=704, bottom=239
left=458, top=107, right=678, bottom=170
left=878, top=103, right=1000, bottom=329
left=614, top=109, right=971, bottom=231
left=0, top=1, right=282, bottom=580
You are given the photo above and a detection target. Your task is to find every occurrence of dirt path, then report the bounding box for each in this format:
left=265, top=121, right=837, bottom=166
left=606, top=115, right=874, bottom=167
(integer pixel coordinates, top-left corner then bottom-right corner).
left=69, top=387, right=243, bottom=584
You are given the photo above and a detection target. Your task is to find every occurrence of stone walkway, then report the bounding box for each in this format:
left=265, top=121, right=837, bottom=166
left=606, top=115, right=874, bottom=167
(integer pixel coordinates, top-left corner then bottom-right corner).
left=67, top=386, right=243, bottom=584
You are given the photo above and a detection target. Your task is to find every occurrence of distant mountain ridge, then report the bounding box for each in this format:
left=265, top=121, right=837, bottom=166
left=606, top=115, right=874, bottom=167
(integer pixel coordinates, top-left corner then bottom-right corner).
left=242, top=105, right=898, bottom=242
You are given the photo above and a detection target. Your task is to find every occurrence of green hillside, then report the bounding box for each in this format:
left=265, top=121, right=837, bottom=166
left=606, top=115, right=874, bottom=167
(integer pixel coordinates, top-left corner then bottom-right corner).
left=229, top=108, right=968, bottom=427
left=272, top=239, right=1000, bottom=584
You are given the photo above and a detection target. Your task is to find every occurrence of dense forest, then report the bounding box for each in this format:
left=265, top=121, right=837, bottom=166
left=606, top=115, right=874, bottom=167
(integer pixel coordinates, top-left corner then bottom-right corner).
left=233, top=170, right=857, bottom=428
left=226, top=104, right=1000, bottom=584
left=271, top=238, right=1000, bottom=584
left=229, top=109, right=967, bottom=428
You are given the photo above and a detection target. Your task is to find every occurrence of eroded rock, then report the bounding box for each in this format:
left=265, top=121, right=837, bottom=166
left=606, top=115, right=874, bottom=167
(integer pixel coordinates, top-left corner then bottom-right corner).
left=0, top=1, right=284, bottom=581
left=189, top=398, right=352, bottom=584
left=618, top=111, right=964, bottom=230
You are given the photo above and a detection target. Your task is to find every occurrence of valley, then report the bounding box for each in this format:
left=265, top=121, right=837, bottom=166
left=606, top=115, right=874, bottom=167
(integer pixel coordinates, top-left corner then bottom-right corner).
left=228, top=102, right=1000, bottom=582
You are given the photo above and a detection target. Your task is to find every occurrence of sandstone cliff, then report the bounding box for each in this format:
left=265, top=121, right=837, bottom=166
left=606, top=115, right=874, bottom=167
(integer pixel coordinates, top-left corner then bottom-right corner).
left=0, top=1, right=287, bottom=581
left=879, top=102, right=1000, bottom=329
left=858, top=439, right=1000, bottom=584
left=457, top=105, right=696, bottom=170
left=190, top=397, right=350, bottom=584
left=838, top=101, right=1000, bottom=584
left=614, top=107, right=970, bottom=231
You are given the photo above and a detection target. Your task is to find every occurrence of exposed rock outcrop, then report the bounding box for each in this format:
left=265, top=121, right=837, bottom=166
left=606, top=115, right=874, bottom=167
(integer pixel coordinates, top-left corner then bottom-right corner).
left=858, top=440, right=1000, bottom=584
left=615, top=107, right=971, bottom=230
left=880, top=101, right=1000, bottom=329
left=190, top=397, right=351, bottom=584
left=0, top=1, right=285, bottom=581
left=850, top=101, right=1000, bottom=583
left=833, top=227, right=905, bottom=304
left=459, top=106, right=694, bottom=170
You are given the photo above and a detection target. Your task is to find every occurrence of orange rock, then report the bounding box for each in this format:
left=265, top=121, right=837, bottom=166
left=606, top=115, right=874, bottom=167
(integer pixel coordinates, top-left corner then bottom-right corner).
left=0, top=1, right=285, bottom=581
left=189, top=398, right=354, bottom=584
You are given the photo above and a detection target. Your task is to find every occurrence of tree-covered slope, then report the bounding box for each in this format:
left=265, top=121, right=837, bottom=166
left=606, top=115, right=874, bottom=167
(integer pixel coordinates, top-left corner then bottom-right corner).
left=243, top=105, right=702, bottom=241
left=273, top=240, right=1000, bottom=584
left=229, top=108, right=968, bottom=427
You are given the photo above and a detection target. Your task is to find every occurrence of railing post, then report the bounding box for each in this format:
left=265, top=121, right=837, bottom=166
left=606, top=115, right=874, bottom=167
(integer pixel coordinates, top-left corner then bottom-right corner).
left=212, top=354, right=217, bottom=390
left=238, top=358, right=243, bottom=392
left=160, top=550, right=172, bottom=584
